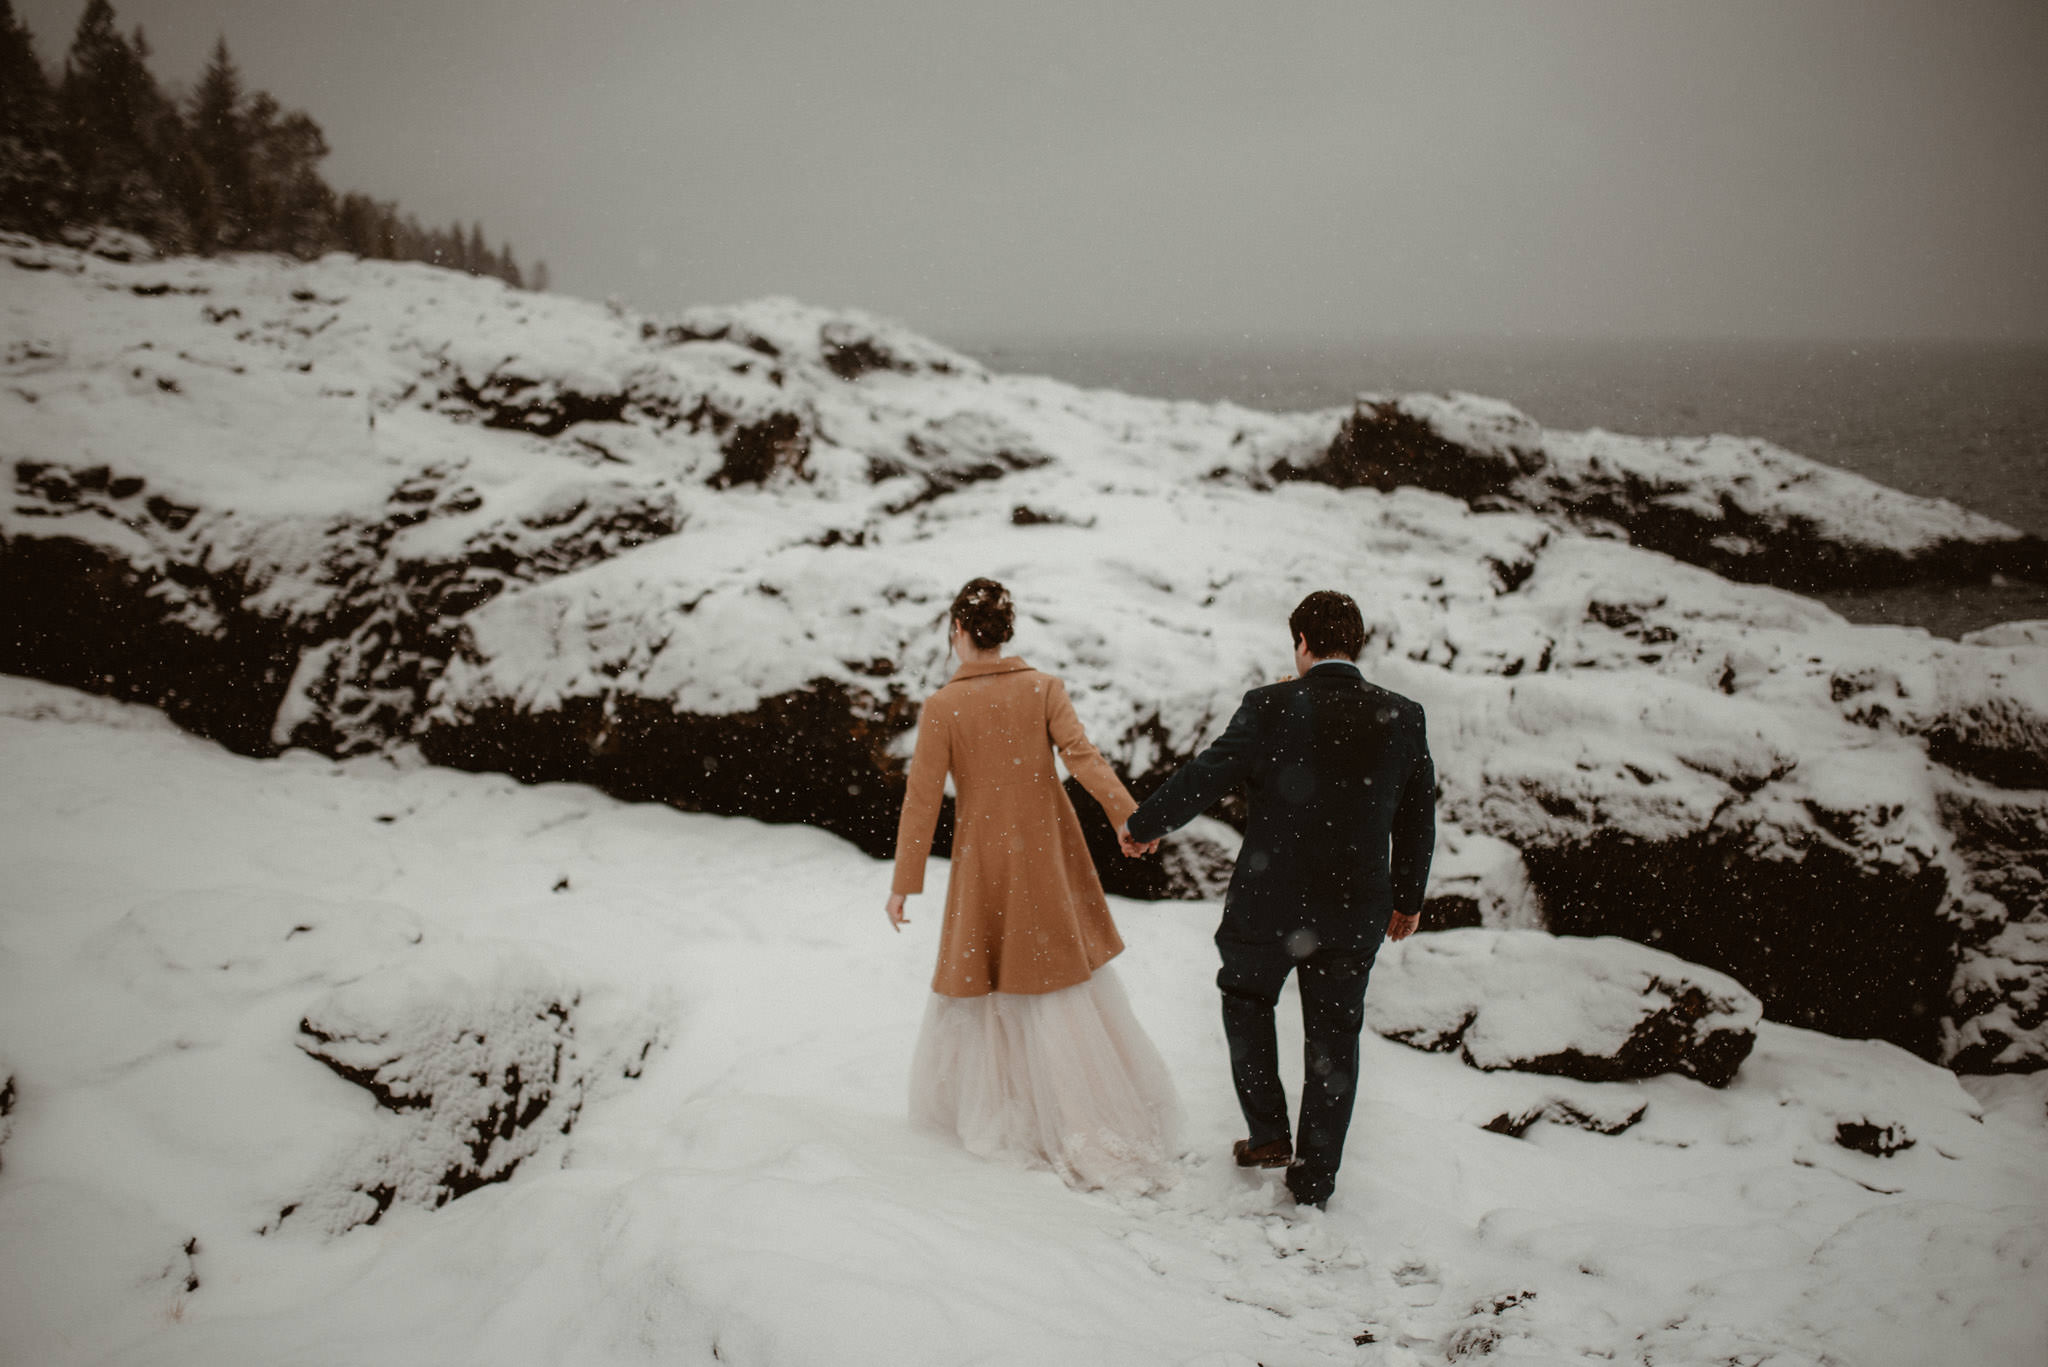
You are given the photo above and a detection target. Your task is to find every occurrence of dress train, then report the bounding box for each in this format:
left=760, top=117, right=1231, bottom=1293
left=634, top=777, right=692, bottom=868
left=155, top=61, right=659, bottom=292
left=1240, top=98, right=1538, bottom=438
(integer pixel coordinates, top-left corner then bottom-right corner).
left=909, top=964, right=1180, bottom=1191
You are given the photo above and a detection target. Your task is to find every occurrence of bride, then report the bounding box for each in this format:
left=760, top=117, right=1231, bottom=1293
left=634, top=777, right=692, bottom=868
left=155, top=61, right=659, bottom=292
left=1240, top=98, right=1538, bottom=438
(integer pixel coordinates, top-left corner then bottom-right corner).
left=885, top=578, right=1179, bottom=1189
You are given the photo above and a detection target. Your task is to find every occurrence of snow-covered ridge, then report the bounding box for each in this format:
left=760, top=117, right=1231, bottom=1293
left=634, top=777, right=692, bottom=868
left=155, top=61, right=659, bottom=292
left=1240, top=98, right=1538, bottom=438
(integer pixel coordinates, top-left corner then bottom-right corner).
left=3, top=235, right=2046, bottom=1071
left=1255, top=390, right=2040, bottom=591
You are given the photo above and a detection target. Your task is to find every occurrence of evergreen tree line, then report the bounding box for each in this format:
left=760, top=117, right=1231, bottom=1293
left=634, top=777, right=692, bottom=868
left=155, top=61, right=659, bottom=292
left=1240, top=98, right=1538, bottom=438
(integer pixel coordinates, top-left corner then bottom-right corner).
left=0, top=0, right=546, bottom=289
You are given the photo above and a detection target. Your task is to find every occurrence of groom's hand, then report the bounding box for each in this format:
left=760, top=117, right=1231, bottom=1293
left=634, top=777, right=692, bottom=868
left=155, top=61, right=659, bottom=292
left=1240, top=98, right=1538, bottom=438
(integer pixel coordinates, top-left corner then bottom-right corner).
left=1386, top=910, right=1420, bottom=942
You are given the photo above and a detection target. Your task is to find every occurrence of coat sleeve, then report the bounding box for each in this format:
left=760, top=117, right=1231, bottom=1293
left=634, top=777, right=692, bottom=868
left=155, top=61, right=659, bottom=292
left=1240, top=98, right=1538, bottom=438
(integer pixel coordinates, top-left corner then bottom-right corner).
left=1125, top=691, right=1260, bottom=844
left=1388, top=706, right=1436, bottom=914
left=1047, top=676, right=1138, bottom=828
left=891, top=697, right=951, bottom=895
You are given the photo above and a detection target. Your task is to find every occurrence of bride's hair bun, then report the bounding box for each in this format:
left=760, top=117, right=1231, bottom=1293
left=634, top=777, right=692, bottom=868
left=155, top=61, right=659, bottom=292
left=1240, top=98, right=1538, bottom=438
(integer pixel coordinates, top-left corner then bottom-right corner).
left=950, top=577, right=1014, bottom=650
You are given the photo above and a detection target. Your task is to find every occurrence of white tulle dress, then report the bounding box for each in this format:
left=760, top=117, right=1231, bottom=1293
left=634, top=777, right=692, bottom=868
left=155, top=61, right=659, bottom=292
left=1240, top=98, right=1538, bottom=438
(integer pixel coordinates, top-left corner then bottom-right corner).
left=908, top=964, right=1181, bottom=1191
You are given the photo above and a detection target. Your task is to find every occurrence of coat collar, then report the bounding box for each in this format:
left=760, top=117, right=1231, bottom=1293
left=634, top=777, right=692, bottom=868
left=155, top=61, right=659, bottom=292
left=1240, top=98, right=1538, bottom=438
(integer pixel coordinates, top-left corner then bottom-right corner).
left=950, top=656, right=1034, bottom=681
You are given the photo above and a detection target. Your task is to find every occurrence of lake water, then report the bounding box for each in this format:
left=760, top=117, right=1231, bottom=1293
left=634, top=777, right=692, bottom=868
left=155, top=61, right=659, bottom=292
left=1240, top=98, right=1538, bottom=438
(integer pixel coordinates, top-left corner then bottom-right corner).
left=961, top=336, right=2048, bottom=639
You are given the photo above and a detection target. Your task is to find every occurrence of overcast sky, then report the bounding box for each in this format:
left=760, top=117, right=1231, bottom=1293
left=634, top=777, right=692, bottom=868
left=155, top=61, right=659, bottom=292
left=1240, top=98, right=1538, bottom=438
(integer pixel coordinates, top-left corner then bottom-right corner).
left=19, top=0, right=2048, bottom=343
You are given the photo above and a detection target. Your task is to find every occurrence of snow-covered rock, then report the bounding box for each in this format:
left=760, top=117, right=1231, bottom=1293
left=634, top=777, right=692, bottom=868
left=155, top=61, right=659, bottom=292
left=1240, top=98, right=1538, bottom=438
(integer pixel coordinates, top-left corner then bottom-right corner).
left=291, top=944, right=640, bottom=1234
left=1366, top=929, right=1763, bottom=1087
left=1961, top=619, right=2048, bottom=649
left=1418, top=826, right=1544, bottom=930
left=5, top=235, right=2047, bottom=1068
left=1262, top=392, right=2045, bottom=593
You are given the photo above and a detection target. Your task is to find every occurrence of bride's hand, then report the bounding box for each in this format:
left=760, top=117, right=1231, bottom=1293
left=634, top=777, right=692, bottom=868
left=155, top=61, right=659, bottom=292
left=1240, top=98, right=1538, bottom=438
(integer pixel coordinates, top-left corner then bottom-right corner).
left=1115, top=823, right=1159, bottom=858
left=886, top=893, right=909, bottom=931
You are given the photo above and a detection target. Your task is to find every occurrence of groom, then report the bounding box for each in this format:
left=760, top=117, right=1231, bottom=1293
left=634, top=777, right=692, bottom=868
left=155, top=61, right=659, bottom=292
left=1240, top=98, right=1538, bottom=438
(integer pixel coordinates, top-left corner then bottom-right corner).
left=1119, top=590, right=1435, bottom=1209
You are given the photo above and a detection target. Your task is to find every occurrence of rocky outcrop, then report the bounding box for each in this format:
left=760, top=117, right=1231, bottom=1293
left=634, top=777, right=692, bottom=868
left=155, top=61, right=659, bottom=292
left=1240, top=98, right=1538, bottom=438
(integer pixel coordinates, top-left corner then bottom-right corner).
left=1516, top=819, right=1954, bottom=1057
left=1366, top=929, right=1763, bottom=1087
left=1, top=462, right=311, bottom=754
left=1270, top=393, right=2048, bottom=596
left=5, top=235, right=2047, bottom=1066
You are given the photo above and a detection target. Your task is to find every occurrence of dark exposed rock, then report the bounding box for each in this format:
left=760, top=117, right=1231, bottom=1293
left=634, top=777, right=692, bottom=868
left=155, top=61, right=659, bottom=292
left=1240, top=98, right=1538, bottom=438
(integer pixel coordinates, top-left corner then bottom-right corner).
left=441, top=371, right=635, bottom=437
left=1482, top=1095, right=1647, bottom=1138
left=418, top=680, right=1221, bottom=902
left=414, top=698, right=1044, bottom=904
left=1422, top=894, right=1485, bottom=931
left=0, top=1069, right=13, bottom=1173
left=1011, top=504, right=1095, bottom=528
left=1922, top=705, right=2048, bottom=791
left=1276, top=400, right=1535, bottom=502
left=1835, top=1118, right=1916, bottom=1156
left=1525, top=831, right=1954, bottom=1059
left=710, top=412, right=810, bottom=488
left=298, top=1016, right=436, bottom=1111
left=0, top=529, right=307, bottom=756
left=820, top=319, right=915, bottom=380
left=422, top=680, right=915, bottom=856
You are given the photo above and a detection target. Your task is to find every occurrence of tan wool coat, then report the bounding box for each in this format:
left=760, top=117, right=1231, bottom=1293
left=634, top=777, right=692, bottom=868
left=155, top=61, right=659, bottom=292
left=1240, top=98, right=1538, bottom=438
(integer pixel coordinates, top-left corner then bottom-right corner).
left=892, top=657, right=1140, bottom=997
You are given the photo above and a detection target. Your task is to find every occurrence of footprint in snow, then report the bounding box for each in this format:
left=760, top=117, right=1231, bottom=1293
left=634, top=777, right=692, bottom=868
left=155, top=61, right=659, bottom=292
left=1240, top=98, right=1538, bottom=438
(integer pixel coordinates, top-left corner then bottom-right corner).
left=1390, top=1255, right=1443, bottom=1306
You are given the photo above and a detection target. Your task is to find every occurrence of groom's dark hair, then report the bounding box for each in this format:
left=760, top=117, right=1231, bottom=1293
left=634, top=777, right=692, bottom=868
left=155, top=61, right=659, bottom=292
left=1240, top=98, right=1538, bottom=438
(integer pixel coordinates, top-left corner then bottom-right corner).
left=1289, top=591, right=1366, bottom=660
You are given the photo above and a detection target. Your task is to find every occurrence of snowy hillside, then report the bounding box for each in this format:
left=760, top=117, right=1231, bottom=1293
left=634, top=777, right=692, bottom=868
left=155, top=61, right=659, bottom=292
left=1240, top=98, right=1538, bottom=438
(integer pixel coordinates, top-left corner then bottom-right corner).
left=2, top=680, right=2043, bottom=1366
left=3, top=234, right=2047, bottom=1073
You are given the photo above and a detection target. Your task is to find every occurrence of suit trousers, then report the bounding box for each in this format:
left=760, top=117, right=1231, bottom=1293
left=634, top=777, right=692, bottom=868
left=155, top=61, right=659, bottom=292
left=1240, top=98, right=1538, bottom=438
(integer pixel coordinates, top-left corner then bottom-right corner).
left=1216, top=935, right=1377, bottom=1206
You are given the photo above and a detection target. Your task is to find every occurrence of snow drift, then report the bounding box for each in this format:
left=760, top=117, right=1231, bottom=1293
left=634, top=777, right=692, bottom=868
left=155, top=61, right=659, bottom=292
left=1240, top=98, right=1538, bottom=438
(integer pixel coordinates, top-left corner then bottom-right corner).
left=2, top=677, right=2043, bottom=1365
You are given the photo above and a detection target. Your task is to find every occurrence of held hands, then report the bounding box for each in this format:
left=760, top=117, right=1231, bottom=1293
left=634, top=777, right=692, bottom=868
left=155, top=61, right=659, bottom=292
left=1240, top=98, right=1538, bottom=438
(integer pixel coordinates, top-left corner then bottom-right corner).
left=1116, top=822, right=1159, bottom=858
left=885, top=892, right=909, bottom=932
left=1385, top=909, right=1420, bottom=943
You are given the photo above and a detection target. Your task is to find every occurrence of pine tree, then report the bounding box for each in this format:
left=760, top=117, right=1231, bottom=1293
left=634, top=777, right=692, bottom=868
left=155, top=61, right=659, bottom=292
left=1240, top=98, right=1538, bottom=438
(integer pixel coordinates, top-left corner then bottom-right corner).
left=392, top=209, right=421, bottom=261
left=334, top=190, right=379, bottom=257
left=236, top=91, right=333, bottom=256
left=267, top=108, right=334, bottom=255
left=138, top=24, right=212, bottom=256
left=499, top=240, right=522, bottom=289
left=0, top=0, right=69, bottom=235
left=531, top=258, right=549, bottom=292
left=58, top=0, right=185, bottom=246
left=187, top=35, right=246, bottom=251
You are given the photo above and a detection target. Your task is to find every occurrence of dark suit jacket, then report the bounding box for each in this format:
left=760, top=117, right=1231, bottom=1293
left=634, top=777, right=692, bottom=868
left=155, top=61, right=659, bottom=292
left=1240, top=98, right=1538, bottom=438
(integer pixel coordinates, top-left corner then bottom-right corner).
left=1126, top=661, right=1435, bottom=952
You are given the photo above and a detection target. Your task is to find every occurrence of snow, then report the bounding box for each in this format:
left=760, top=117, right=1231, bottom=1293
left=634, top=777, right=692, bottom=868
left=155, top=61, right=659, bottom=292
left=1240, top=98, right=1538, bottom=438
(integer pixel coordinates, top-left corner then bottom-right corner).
left=4, top=236, right=2047, bottom=1063
left=2, top=681, right=2044, bottom=1365
left=1963, top=619, right=2048, bottom=649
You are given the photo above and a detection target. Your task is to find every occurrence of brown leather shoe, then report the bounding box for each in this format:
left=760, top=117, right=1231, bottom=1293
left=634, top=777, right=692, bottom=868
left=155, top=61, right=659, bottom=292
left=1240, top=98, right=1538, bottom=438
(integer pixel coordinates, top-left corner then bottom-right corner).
left=1232, top=1138, right=1293, bottom=1169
